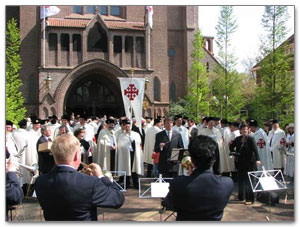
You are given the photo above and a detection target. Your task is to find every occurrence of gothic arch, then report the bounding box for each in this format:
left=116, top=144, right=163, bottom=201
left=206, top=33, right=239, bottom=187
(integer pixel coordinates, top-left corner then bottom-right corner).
left=54, top=59, right=128, bottom=117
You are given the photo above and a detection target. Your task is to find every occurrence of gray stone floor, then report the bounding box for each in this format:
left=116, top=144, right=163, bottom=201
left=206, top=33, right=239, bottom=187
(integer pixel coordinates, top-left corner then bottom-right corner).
left=8, top=181, right=294, bottom=222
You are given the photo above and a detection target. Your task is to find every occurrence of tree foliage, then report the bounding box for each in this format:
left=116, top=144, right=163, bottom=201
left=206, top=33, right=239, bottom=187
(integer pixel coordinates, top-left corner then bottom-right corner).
left=251, top=6, right=294, bottom=126
left=6, top=18, right=27, bottom=124
left=184, top=29, right=210, bottom=122
left=211, top=6, right=244, bottom=120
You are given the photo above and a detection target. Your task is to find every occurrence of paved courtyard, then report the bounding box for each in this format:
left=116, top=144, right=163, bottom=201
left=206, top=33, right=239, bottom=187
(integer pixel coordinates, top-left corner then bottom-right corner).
left=8, top=180, right=294, bottom=222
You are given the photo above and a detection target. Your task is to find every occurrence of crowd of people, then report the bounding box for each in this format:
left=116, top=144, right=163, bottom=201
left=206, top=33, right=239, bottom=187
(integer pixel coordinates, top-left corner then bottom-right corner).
left=5, top=113, right=294, bottom=221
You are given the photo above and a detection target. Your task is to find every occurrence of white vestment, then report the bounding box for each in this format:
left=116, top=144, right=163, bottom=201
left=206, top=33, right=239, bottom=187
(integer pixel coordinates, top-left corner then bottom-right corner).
left=223, top=126, right=235, bottom=172
left=12, top=128, right=38, bottom=185
left=198, top=127, right=230, bottom=173
left=284, top=133, right=294, bottom=177
left=144, top=126, right=162, bottom=165
left=117, top=131, right=143, bottom=176
left=250, top=128, right=273, bottom=171
left=173, top=125, right=189, bottom=149
left=96, top=128, right=117, bottom=171
left=143, top=123, right=153, bottom=134
left=268, top=128, right=286, bottom=169
left=47, top=122, right=61, bottom=140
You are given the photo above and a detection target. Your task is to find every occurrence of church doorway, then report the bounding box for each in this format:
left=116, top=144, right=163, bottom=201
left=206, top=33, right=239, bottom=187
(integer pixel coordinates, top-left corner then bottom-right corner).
left=65, top=73, right=124, bottom=118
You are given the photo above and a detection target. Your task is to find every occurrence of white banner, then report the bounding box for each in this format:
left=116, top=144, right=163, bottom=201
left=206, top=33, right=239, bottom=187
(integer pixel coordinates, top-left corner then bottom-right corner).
left=119, top=78, right=145, bottom=133
left=40, top=6, right=60, bottom=19
left=146, top=6, right=153, bottom=29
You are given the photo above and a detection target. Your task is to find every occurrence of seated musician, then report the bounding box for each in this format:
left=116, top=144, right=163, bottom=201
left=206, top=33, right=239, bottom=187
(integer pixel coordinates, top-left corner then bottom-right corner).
left=35, top=133, right=125, bottom=221
left=162, top=135, right=234, bottom=221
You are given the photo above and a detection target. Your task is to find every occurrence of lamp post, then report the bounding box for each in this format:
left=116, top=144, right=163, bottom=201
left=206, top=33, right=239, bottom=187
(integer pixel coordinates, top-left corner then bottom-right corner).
left=45, top=72, right=53, bottom=90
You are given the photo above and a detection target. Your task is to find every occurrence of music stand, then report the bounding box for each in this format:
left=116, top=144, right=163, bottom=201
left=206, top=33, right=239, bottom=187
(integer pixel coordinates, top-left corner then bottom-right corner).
left=110, top=171, right=127, bottom=192
left=138, top=174, right=176, bottom=221
left=248, top=167, right=287, bottom=221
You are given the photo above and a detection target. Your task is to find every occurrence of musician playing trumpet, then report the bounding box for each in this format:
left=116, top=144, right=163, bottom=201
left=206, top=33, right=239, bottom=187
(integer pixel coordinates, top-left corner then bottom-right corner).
left=162, top=135, right=234, bottom=221
left=35, top=133, right=125, bottom=221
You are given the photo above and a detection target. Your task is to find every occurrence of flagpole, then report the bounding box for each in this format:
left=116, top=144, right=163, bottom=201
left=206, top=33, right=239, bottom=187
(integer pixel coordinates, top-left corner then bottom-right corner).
left=43, top=6, right=46, bottom=68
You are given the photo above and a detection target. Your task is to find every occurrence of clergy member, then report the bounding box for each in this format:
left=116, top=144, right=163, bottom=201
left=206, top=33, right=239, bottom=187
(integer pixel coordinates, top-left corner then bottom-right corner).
left=143, top=118, right=162, bottom=177
left=96, top=119, right=117, bottom=172
left=249, top=119, right=273, bottom=171
left=117, top=120, right=144, bottom=189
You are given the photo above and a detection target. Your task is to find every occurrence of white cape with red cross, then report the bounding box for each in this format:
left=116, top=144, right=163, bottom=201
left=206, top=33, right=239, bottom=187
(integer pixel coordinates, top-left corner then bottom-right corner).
left=119, top=78, right=145, bottom=132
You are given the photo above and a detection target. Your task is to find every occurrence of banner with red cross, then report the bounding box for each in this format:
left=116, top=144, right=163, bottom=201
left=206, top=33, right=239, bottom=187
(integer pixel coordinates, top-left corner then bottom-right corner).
left=119, top=78, right=145, bottom=132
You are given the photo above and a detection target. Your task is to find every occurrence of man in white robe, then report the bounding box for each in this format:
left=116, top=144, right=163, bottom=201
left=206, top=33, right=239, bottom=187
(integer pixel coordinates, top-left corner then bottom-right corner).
left=96, top=119, right=117, bottom=172
left=221, top=119, right=235, bottom=174
left=268, top=120, right=286, bottom=170
left=284, top=123, right=294, bottom=179
left=117, top=120, right=143, bottom=189
left=143, top=117, right=153, bottom=134
left=53, top=115, right=73, bottom=139
left=173, top=115, right=189, bottom=149
left=143, top=118, right=162, bottom=177
left=249, top=119, right=273, bottom=171
left=187, top=118, right=198, bottom=142
left=12, top=119, right=38, bottom=188
left=198, top=117, right=229, bottom=174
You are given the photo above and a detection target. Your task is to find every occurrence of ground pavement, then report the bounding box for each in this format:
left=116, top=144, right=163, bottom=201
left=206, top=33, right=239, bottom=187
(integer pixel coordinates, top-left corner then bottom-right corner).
left=8, top=180, right=294, bottom=222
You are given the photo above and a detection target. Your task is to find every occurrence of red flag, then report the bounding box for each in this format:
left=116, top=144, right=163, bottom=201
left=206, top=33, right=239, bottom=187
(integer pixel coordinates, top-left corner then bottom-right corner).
left=40, top=6, right=60, bottom=19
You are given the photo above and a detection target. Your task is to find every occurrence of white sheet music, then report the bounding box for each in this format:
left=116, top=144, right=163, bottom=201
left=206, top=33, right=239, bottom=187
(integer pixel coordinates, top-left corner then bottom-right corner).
left=151, top=182, right=170, bottom=198
left=259, top=176, right=279, bottom=190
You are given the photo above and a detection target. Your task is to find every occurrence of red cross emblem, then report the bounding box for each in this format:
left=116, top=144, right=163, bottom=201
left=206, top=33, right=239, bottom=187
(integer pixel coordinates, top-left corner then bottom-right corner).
left=257, top=139, right=265, bottom=148
left=280, top=138, right=286, bottom=145
left=124, top=84, right=139, bottom=101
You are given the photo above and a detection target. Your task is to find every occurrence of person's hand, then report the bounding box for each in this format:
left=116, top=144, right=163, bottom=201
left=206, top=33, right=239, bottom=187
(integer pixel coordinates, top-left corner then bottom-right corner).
left=87, top=163, right=104, bottom=177
left=159, top=142, right=165, bottom=149
left=256, top=160, right=261, bottom=166
left=6, top=160, right=18, bottom=173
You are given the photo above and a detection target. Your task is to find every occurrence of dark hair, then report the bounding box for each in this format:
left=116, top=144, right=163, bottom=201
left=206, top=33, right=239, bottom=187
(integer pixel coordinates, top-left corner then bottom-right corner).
left=239, top=123, right=248, bottom=130
left=188, top=135, right=217, bottom=171
left=73, top=128, right=85, bottom=138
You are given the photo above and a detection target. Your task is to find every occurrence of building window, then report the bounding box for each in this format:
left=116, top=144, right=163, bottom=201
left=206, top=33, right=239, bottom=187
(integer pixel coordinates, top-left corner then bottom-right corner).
left=136, top=37, right=144, bottom=53
left=97, top=6, right=107, bottom=15
left=61, top=34, right=69, bottom=51
left=154, top=77, right=161, bottom=101
left=49, top=33, right=57, bottom=51
left=168, top=48, right=176, bottom=57
left=73, top=34, right=81, bottom=51
left=86, top=6, right=96, bottom=14
left=72, top=6, right=83, bottom=14
left=87, top=23, right=107, bottom=52
left=110, top=6, right=120, bottom=16
left=125, top=36, right=133, bottom=53
left=170, top=82, right=176, bottom=102
left=114, top=36, right=122, bottom=53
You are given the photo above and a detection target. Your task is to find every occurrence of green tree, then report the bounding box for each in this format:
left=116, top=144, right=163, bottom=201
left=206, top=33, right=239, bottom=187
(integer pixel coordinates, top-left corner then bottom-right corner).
left=6, top=18, right=26, bottom=124
left=185, top=29, right=210, bottom=122
left=252, top=6, right=293, bottom=125
left=212, top=6, right=243, bottom=120
left=169, top=98, right=189, bottom=118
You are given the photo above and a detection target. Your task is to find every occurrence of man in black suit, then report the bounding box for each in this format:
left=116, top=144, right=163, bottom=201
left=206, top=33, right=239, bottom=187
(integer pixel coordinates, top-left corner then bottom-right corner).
left=154, top=116, right=184, bottom=177
left=162, top=135, right=234, bottom=221
left=36, top=125, right=55, bottom=175
left=35, top=133, right=125, bottom=221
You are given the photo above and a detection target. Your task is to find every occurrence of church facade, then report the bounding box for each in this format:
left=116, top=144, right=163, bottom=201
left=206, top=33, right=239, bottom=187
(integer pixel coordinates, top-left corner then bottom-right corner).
left=6, top=6, right=219, bottom=119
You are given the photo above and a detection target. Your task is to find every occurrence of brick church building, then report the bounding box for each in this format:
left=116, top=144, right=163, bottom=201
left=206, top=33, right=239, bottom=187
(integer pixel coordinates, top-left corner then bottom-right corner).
left=6, top=6, right=219, bottom=119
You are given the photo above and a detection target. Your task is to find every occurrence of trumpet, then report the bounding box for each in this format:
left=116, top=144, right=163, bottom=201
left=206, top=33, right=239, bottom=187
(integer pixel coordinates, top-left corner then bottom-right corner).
left=181, top=156, right=193, bottom=170
left=80, top=162, right=113, bottom=182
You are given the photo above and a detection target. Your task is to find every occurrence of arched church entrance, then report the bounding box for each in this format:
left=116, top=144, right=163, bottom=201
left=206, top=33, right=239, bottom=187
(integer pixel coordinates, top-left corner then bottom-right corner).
left=54, top=59, right=128, bottom=118
left=65, top=73, right=124, bottom=117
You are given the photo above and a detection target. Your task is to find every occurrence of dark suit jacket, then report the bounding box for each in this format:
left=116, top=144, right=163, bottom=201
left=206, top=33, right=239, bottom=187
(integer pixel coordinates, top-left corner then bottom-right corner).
left=36, top=135, right=55, bottom=174
left=162, top=168, right=234, bottom=221
left=6, top=172, right=24, bottom=220
left=35, top=165, right=125, bottom=221
left=154, top=130, right=184, bottom=177
left=229, top=135, right=260, bottom=172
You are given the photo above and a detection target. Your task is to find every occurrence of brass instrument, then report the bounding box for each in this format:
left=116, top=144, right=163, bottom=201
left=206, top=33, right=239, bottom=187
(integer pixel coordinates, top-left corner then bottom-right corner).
left=80, top=162, right=113, bottom=181
left=181, top=156, right=192, bottom=170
